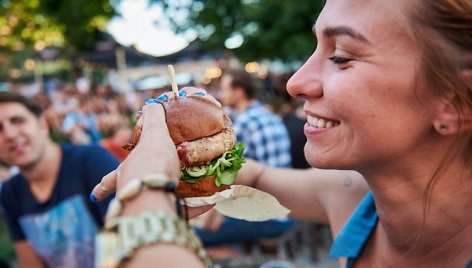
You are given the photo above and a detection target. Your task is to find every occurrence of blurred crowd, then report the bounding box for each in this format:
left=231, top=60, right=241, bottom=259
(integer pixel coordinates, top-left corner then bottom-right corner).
left=0, top=70, right=306, bottom=172
left=0, top=70, right=316, bottom=267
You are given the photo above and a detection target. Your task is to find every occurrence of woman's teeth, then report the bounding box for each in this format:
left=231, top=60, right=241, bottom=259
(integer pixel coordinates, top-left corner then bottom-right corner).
left=307, top=115, right=339, bottom=128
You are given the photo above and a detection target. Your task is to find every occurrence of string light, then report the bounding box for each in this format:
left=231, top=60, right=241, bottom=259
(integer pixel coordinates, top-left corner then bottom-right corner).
left=245, top=62, right=260, bottom=73
left=9, top=69, right=21, bottom=79
left=203, top=67, right=222, bottom=79
left=34, top=40, right=45, bottom=51
left=24, top=59, right=36, bottom=71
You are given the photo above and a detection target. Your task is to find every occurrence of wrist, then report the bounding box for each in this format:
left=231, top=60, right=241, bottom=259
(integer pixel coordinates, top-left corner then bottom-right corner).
left=252, top=163, right=266, bottom=188
left=106, top=173, right=183, bottom=229
left=122, top=189, right=176, bottom=216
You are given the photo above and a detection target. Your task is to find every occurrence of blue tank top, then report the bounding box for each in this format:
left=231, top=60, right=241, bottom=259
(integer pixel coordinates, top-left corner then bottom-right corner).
left=329, top=192, right=472, bottom=268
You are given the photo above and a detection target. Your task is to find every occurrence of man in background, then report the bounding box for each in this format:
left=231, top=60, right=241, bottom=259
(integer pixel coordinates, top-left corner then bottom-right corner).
left=99, top=123, right=132, bottom=162
left=220, top=69, right=292, bottom=168
left=195, top=69, right=294, bottom=253
left=0, top=92, right=118, bottom=267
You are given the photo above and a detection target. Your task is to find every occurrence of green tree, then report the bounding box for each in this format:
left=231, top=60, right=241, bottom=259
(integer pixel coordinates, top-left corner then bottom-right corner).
left=0, top=0, right=115, bottom=51
left=158, top=0, right=324, bottom=62
left=0, top=0, right=116, bottom=80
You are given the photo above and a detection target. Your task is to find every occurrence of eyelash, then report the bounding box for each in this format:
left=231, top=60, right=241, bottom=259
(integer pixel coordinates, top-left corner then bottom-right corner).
left=328, top=56, right=352, bottom=65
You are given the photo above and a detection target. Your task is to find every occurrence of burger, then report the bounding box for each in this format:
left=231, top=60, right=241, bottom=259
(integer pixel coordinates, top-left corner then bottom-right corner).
left=123, top=87, right=244, bottom=198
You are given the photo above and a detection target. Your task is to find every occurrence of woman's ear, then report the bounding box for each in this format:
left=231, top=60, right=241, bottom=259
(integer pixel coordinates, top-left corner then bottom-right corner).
left=433, top=101, right=460, bottom=136
left=433, top=70, right=472, bottom=135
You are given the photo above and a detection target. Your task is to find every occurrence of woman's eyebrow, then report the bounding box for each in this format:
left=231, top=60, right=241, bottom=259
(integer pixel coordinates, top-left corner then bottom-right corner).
left=313, top=24, right=370, bottom=44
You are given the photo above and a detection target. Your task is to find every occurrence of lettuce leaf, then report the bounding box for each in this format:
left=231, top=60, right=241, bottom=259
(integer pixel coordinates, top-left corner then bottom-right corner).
left=180, top=143, right=245, bottom=186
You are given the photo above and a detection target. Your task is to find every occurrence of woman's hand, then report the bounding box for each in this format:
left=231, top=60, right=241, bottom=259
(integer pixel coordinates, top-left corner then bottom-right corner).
left=91, top=103, right=213, bottom=218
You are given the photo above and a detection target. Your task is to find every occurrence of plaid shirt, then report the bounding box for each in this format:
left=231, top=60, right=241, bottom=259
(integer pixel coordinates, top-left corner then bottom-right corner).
left=232, top=101, right=292, bottom=168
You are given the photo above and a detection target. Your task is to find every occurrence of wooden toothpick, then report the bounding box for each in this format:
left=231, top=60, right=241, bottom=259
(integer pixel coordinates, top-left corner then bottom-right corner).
left=167, top=65, right=178, bottom=97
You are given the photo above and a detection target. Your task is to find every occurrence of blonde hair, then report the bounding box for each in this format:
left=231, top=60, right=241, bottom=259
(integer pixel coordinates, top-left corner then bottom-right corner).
left=403, top=0, right=472, bottom=256
left=411, top=0, right=472, bottom=164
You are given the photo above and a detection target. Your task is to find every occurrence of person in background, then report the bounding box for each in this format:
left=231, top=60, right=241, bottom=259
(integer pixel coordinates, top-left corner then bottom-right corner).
left=281, top=100, right=310, bottom=169
left=99, top=123, right=132, bottom=162
left=62, top=94, right=101, bottom=144
left=96, top=96, right=132, bottom=140
left=90, top=0, right=472, bottom=267
left=33, top=91, right=68, bottom=143
left=194, top=69, right=294, bottom=254
left=0, top=92, right=118, bottom=267
left=0, top=164, right=14, bottom=188
left=220, top=69, right=292, bottom=168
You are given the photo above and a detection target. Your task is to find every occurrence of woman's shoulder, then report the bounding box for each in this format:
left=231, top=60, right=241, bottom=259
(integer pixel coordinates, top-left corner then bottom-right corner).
left=307, top=169, right=370, bottom=235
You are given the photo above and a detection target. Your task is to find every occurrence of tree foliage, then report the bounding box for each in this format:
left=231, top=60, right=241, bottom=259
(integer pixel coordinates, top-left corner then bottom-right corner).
left=0, top=0, right=115, bottom=51
left=0, top=0, right=115, bottom=80
left=159, top=0, right=324, bottom=62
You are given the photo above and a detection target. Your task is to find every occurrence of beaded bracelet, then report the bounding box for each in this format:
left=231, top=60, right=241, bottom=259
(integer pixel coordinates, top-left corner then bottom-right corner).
left=104, top=173, right=185, bottom=229
left=96, top=173, right=211, bottom=268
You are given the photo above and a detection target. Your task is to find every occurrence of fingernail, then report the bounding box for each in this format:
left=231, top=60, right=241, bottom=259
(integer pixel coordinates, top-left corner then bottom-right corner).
left=157, top=94, right=168, bottom=101
left=194, top=91, right=205, bottom=96
left=145, top=98, right=158, bottom=105
left=136, top=110, right=142, bottom=117
left=89, top=192, right=97, bottom=202
left=178, top=90, right=186, bottom=97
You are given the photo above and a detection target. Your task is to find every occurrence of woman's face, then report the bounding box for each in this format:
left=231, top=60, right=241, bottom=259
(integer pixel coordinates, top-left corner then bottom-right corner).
left=287, top=0, right=437, bottom=171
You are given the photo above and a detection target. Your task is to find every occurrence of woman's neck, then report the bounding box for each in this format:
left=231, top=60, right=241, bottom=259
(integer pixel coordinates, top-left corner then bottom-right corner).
left=364, top=159, right=472, bottom=262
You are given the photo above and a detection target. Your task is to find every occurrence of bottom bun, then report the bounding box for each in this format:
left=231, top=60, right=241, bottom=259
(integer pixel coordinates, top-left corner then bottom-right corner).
left=176, top=176, right=230, bottom=198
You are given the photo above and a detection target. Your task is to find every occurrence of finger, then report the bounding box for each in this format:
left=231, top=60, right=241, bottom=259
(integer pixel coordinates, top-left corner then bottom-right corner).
left=182, top=205, right=215, bottom=219
left=90, top=170, right=117, bottom=202
left=140, top=104, right=174, bottom=147
left=135, top=111, right=144, bottom=129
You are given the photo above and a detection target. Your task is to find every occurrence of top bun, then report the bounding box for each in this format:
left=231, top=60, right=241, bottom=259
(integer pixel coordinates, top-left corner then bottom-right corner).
left=163, top=91, right=231, bottom=145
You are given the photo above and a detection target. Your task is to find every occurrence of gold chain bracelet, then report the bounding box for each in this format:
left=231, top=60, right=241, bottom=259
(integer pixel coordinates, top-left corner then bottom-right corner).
left=96, top=211, right=211, bottom=268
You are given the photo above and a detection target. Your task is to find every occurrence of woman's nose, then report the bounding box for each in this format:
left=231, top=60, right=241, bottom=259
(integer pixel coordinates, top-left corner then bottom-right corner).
left=286, top=53, right=324, bottom=99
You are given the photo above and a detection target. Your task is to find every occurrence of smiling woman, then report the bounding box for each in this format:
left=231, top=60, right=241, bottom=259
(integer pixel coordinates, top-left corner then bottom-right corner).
left=287, top=0, right=472, bottom=266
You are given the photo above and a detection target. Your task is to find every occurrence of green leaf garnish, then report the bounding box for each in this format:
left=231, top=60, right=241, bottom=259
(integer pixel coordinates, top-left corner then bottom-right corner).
left=180, top=142, right=245, bottom=186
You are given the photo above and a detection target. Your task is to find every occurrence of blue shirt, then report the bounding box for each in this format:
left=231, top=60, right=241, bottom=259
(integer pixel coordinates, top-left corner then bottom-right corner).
left=62, top=112, right=101, bottom=143
left=0, top=144, right=118, bottom=268
left=233, top=101, right=291, bottom=167
left=330, top=192, right=472, bottom=268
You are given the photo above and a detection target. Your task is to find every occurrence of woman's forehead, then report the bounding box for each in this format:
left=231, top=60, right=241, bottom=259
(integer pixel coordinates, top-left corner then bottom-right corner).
left=316, top=0, right=414, bottom=41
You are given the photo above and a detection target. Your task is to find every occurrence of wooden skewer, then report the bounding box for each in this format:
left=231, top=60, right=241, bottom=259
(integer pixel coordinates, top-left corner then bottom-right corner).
left=167, top=65, right=178, bottom=97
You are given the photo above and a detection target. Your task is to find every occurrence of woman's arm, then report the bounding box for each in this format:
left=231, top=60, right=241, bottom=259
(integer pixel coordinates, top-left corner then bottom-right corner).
left=238, top=159, right=369, bottom=225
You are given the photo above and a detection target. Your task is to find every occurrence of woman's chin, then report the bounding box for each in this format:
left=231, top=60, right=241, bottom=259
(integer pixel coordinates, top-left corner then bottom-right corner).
left=304, top=144, right=331, bottom=168
left=305, top=153, right=333, bottom=169
left=307, top=159, right=334, bottom=169
left=304, top=146, right=350, bottom=170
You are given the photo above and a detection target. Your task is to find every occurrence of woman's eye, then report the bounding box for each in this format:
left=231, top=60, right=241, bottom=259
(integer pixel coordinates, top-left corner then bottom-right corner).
left=328, top=56, right=352, bottom=65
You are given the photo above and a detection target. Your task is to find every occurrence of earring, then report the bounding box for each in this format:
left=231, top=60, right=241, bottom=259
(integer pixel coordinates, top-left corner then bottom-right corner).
left=439, top=123, right=448, bottom=131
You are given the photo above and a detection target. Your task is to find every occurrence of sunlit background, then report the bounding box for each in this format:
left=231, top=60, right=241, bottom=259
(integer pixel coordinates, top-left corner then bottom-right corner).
left=108, top=0, right=195, bottom=57
left=0, top=0, right=322, bottom=93
left=0, top=1, right=341, bottom=267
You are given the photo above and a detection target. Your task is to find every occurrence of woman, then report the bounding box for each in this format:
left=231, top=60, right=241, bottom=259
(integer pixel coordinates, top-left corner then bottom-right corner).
left=91, top=0, right=472, bottom=267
